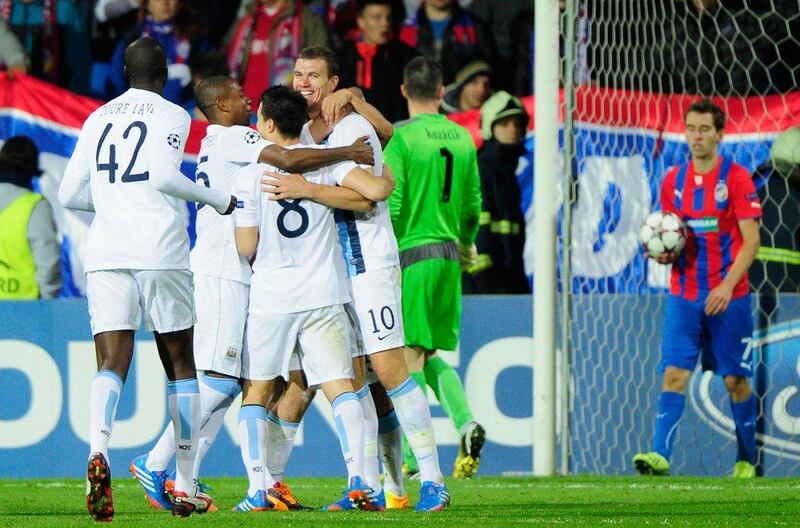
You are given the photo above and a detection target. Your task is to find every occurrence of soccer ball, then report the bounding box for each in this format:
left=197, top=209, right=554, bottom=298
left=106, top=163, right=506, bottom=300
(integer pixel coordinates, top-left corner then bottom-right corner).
left=639, top=211, right=686, bottom=258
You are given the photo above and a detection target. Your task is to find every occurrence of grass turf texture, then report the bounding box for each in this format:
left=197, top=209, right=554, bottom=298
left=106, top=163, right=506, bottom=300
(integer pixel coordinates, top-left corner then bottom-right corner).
left=0, top=476, right=799, bottom=526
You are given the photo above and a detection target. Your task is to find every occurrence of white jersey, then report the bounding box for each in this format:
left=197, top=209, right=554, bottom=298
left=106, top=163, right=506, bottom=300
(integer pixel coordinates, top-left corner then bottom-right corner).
left=63, top=88, right=192, bottom=271
left=235, top=144, right=357, bottom=315
left=300, top=114, right=400, bottom=277
left=190, top=124, right=270, bottom=284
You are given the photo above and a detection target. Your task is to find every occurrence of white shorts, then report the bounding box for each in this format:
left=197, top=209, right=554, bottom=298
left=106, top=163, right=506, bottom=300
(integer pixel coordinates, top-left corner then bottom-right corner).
left=193, top=273, right=248, bottom=378
left=242, top=304, right=354, bottom=387
left=86, top=269, right=195, bottom=335
left=348, top=266, right=405, bottom=357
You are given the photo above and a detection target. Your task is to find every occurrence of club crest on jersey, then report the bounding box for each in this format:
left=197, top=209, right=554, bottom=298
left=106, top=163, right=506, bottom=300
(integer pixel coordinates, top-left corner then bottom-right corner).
left=714, top=182, right=728, bottom=204
left=245, top=131, right=260, bottom=144
left=167, top=133, right=181, bottom=149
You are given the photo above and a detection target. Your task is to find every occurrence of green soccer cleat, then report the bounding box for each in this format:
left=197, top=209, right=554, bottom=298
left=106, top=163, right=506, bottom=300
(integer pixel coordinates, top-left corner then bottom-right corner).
left=632, top=452, right=670, bottom=476
left=733, top=461, right=756, bottom=479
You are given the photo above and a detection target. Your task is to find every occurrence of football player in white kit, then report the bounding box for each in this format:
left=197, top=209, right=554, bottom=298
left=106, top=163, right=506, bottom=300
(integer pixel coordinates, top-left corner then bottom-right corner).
left=232, top=85, right=393, bottom=512
left=129, top=76, right=375, bottom=512
left=261, top=46, right=450, bottom=513
left=57, top=37, right=235, bottom=521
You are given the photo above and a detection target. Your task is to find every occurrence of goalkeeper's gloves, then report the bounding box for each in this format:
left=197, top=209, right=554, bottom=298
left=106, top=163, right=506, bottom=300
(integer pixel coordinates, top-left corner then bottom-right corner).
left=459, top=243, right=478, bottom=271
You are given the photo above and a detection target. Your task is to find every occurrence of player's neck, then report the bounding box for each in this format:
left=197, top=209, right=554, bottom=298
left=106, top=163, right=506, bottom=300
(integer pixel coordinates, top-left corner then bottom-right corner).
left=407, top=100, right=440, bottom=117
left=272, top=135, right=299, bottom=148
left=692, top=151, right=719, bottom=174
left=129, top=81, right=164, bottom=96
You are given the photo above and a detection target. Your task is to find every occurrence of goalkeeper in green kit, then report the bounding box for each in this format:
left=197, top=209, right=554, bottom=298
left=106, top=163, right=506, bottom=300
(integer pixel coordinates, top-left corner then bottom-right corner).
left=384, top=56, right=484, bottom=479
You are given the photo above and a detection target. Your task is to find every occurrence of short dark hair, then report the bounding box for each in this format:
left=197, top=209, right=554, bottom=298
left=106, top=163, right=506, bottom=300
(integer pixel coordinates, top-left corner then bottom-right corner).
left=297, top=46, right=340, bottom=78
left=195, top=76, right=234, bottom=120
left=685, top=98, right=725, bottom=131
left=0, top=136, right=40, bottom=189
left=124, top=37, right=168, bottom=84
left=403, top=56, right=443, bottom=101
left=358, top=0, right=392, bottom=15
left=259, top=85, right=308, bottom=139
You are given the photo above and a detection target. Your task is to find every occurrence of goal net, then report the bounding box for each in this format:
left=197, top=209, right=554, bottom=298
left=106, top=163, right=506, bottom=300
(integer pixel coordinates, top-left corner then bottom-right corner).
left=559, top=0, right=800, bottom=476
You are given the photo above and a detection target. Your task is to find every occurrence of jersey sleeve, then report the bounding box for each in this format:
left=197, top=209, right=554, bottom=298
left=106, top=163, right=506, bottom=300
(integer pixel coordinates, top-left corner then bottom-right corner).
left=234, top=167, right=259, bottom=228
left=328, top=116, right=374, bottom=170
left=659, top=166, right=678, bottom=215
left=224, top=127, right=271, bottom=165
left=459, top=142, right=482, bottom=247
left=150, top=106, right=230, bottom=211
left=59, top=122, right=94, bottom=211
left=730, top=165, right=762, bottom=220
left=384, top=133, right=406, bottom=225
left=328, top=159, right=359, bottom=186
left=153, top=106, right=191, bottom=169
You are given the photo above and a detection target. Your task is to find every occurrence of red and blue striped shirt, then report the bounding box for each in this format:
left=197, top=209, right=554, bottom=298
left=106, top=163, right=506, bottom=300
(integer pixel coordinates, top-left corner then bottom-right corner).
left=660, top=155, right=761, bottom=301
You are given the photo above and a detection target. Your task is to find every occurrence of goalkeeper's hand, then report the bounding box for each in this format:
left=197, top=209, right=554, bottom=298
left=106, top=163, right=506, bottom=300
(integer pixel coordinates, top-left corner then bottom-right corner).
left=459, top=244, right=478, bottom=271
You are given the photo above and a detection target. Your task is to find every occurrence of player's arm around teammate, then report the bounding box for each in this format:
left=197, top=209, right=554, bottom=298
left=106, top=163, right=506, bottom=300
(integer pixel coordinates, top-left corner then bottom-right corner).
left=262, top=163, right=395, bottom=205
left=321, top=87, right=394, bottom=147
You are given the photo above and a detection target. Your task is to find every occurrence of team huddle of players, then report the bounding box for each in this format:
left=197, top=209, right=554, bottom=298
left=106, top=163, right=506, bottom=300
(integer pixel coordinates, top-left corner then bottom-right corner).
left=60, top=36, right=483, bottom=521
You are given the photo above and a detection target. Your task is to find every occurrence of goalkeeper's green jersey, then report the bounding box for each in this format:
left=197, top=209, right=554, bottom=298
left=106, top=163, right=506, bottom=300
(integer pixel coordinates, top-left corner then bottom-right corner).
left=384, top=113, right=481, bottom=252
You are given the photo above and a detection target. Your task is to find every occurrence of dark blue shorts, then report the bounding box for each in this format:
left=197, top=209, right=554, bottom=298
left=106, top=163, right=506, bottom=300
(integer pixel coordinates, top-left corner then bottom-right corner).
left=659, top=294, right=754, bottom=377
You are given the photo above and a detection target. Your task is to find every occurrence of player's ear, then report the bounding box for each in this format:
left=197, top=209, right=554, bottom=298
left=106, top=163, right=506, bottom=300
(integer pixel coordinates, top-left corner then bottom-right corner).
left=400, top=84, right=407, bottom=99
left=330, top=75, right=339, bottom=91
left=437, top=84, right=445, bottom=100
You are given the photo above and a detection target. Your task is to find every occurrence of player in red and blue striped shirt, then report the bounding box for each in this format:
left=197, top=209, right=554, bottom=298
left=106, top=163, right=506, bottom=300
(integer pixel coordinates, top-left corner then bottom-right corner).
left=634, top=99, right=762, bottom=478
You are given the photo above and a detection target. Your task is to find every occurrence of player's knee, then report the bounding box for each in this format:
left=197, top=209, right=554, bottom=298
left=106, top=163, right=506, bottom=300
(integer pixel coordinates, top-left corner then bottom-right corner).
left=724, top=375, right=751, bottom=397
left=662, top=367, right=690, bottom=393
left=278, top=388, right=315, bottom=422
left=369, top=382, right=394, bottom=416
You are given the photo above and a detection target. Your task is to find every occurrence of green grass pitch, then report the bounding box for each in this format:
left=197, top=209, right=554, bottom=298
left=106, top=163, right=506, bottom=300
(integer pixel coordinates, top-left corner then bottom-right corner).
left=1, top=476, right=799, bottom=527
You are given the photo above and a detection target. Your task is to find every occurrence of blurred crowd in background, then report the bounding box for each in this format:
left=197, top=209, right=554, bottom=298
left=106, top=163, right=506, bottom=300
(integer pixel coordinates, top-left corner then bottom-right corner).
left=0, top=0, right=798, bottom=299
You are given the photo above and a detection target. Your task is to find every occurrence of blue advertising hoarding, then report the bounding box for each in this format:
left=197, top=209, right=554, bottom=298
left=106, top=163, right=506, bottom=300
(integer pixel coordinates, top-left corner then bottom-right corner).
left=2, top=295, right=799, bottom=478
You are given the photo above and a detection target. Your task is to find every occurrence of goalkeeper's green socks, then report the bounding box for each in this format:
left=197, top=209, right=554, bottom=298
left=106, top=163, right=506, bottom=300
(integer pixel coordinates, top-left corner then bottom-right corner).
left=423, top=355, right=473, bottom=433
left=401, top=371, right=429, bottom=474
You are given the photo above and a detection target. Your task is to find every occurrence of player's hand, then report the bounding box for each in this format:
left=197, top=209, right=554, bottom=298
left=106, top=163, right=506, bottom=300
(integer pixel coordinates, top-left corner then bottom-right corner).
left=704, top=282, right=733, bottom=316
left=221, top=195, right=237, bottom=215
left=322, top=88, right=354, bottom=126
left=261, top=171, right=312, bottom=200
left=459, top=243, right=478, bottom=271
left=646, top=250, right=679, bottom=265
left=348, top=136, right=374, bottom=166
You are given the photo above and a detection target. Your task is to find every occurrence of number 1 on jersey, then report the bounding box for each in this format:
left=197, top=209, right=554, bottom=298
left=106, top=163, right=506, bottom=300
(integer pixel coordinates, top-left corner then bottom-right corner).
left=440, top=147, right=453, bottom=202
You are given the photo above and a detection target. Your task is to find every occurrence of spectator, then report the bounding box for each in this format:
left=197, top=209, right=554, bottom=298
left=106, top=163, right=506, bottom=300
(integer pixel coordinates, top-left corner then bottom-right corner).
left=0, top=17, right=27, bottom=76
left=470, top=0, right=530, bottom=92
left=2, top=0, right=90, bottom=93
left=184, top=50, right=230, bottom=121
left=440, top=59, right=491, bottom=114
left=108, top=0, right=202, bottom=105
left=0, top=136, right=61, bottom=299
left=305, top=0, right=407, bottom=44
left=398, top=0, right=494, bottom=85
left=226, top=0, right=330, bottom=105
left=463, top=91, right=529, bottom=294
left=338, top=0, right=418, bottom=123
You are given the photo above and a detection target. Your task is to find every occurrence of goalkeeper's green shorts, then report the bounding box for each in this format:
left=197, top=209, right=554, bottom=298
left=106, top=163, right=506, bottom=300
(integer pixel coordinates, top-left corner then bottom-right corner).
left=401, top=257, right=461, bottom=352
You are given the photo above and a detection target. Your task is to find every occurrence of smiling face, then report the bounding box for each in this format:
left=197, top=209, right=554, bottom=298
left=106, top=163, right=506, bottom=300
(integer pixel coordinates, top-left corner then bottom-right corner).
left=358, top=4, right=392, bottom=46
left=685, top=111, right=723, bottom=161
left=292, top=58, right=338, bottom=114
